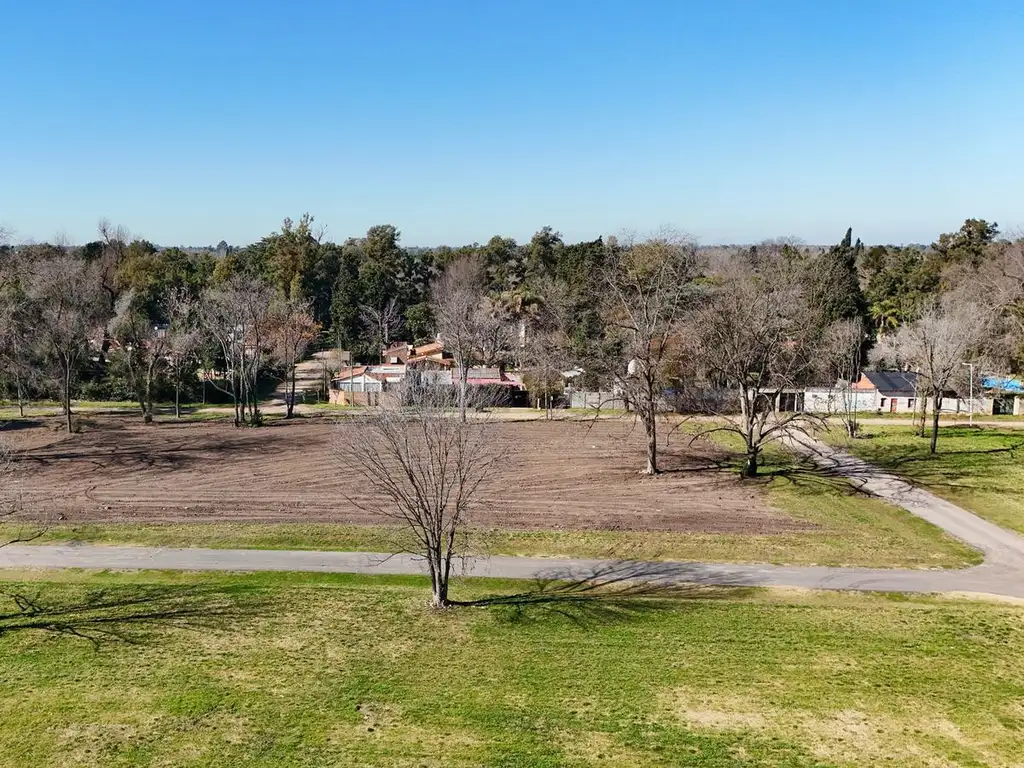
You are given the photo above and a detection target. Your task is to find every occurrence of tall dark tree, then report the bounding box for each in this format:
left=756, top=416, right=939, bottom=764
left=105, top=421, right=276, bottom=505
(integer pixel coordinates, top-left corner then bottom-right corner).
left=808, top=228, right=867, bottom=327
left=933, top=219, right=999, bottom=268
left=526, top=226, right=563, bottom=279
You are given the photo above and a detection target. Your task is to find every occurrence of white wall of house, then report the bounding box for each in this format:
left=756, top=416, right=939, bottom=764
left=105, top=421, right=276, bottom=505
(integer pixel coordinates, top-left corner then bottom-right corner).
left=332, top=374, right=383, bottom=393
left=804, top=387, right=878, bottom=413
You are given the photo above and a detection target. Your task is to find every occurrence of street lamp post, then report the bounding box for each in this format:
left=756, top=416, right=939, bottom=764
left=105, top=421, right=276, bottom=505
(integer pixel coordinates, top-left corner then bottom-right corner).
left=961, top=362, right=975, bottom=426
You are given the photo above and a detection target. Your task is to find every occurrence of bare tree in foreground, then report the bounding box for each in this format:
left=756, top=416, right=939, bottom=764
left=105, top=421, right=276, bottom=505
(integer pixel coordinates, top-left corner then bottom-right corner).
left=0, top=247, right=35, bottom=417
left=523, top=277, right=574, bottom=419
left=686, top=247, right=825, bottom=478
left=334, top=386, right=505, bottom=608
left=604, top=234, right=696, bottom=475
left=109, top=290, right=173, bottom=423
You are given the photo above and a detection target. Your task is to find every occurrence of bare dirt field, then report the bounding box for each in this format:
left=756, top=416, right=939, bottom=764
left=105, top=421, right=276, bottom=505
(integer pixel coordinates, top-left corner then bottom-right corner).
left=4, top=415, right=809, bottom=535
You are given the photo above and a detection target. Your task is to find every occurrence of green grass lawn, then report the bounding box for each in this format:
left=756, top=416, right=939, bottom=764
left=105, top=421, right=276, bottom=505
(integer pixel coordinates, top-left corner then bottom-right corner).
left=833, top=426, right=1024, bottom=535
left=0, top=570, right=1021, bottom=767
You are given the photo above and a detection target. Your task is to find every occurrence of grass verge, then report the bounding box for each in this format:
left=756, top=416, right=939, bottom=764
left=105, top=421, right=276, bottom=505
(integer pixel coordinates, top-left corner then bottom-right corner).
left=833, top=425, right=1024, bottom=535
left=1, top=492, right=980, bottom=571
left=0, top=570, right=1021, bottom=767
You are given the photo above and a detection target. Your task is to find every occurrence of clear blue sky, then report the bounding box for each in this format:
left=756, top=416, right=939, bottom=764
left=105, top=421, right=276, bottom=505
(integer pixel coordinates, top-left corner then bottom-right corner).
left=2, top=0, right=1022, bottom=248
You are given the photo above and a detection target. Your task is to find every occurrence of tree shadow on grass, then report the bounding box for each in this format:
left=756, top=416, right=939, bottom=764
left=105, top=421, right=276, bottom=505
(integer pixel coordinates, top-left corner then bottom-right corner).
left=0, top=419, right=44, bottom=432
left=759, top=455, right=877, bottom=497
left=456, top=560, right=756, bottom=626
left=847, top=435, right=1024, bottom=493
left=0, top=584, right=265, bottom=647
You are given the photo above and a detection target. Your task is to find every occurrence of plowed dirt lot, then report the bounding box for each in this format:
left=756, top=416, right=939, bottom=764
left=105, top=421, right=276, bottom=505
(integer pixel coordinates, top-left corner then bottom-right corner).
left=6, top=416, right=809, bottom=534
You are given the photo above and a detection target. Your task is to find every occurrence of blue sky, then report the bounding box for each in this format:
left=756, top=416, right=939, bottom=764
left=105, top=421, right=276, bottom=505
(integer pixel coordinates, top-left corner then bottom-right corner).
left=2, top=0, right=1022, bottom=247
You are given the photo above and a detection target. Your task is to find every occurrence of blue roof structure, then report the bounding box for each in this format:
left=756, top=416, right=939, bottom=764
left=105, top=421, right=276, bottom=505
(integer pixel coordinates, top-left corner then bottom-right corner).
left=982, top=376, right=1024, bottom=393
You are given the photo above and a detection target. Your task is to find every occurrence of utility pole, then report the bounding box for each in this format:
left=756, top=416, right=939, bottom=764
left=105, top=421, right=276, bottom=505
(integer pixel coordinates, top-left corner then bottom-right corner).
left=961, top=362, right=975, bottom=426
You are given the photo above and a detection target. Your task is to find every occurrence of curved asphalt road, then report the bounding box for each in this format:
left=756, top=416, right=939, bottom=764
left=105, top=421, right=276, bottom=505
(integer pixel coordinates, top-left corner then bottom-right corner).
left=3, top=434, right=1023, bottom=597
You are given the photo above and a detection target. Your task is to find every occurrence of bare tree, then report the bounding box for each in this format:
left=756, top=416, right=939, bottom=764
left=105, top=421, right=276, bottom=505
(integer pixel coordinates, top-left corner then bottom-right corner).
left=822, top=317, right=866, bottom=437
left=974, top=237, right=1024, bottom=365
left=269, top=298, right=321, bottom=418
left=603, top=234, right=696, bottom=474
left=360, top=298, right=403, bottom=361
left=879, top=299, right=990, bottom=453
left=522, top=278, right=574, bottom=418
left=109, top=290, right=173, bottom=423
left=432, top=257, right=513, bottom=422
left=334, top=385, right=505, bottom=608
left=0, top=246, right=35, bottom=417
left=0, top=437, right=16, bottom=520
left=870, top=330, right=930, bottom=436
left=96, top=219, right=133, bottom=319
left=686, top=246, right=825, bottom=478
left=164, top=288, right=202, bottom=419
left=201, top=275, right=274, bottom=426
left=23, top=243, right=108, bottom=432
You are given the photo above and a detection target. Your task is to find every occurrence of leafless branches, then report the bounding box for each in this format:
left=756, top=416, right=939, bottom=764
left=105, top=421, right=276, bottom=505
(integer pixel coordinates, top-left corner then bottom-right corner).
left=334, top=385, right=506, bottom=607
left=200, top=275, right=275, bottom=426
left=431, top=256, right=513, bottom=422
left=603, top=233, right=697, bottom=474
left=360, top=297, right=403, bottom=359
left=684, top=246, right=826, bottom=477
left=22, top=243, right=108, bottom=433
left=269, top=298, right=321, bottom=418
left=164, top=287, right=202, bottom=419
left=875, top=298, right=990, bottom=453
left=821, top=317, right=866, bottom=437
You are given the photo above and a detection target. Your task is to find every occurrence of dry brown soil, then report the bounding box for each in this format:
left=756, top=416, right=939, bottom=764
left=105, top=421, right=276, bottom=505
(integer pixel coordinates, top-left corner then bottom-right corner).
left=4, top=416, right=809, bottom=534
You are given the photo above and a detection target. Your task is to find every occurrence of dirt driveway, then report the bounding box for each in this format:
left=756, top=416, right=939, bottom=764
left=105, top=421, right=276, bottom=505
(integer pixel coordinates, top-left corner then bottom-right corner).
left=5, top=416, right=807, bottom=534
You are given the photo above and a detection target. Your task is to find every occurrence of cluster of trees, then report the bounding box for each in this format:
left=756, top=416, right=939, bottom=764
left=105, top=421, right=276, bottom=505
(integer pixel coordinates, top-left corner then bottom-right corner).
left=3, top=216, right=1021, bottom=455
left=0, top=222, right=321, bottom=428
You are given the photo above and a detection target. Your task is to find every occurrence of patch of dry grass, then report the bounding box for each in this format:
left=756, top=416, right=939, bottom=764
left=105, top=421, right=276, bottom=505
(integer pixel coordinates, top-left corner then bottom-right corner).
left=0, top=571, right=1021, bottom=766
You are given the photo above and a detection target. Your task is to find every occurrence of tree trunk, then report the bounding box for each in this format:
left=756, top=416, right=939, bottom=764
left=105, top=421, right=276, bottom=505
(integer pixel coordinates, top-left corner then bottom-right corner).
left=15, top=375, right=24, bottom=418
left=63, top=360, right=73, bottom=433
left=743, top=446, right=759, bottom=478
left=286, top=362, right=297, bottom=419
left=642, top=402, right=658, bottom=475
left=427, top=545, right=450, bottom=608
left=930, top=393, right=942, bottom=454
left=143, top=363, right=154, bottom=424
left=174, top=375, right=181, bottom=419
left=459, top=362, right=468, bottom=423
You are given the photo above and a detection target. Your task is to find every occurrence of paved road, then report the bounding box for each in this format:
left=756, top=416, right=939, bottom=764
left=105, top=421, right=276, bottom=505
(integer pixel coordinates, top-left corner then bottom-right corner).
left=3, top=434, right=1024, bottom=597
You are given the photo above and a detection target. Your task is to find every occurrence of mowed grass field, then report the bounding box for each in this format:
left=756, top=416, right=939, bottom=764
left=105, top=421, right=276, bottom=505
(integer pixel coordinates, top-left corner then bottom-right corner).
left=833, top=426, right=1024, bottom=535
left=0, top=570, right=1022, bottom=767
